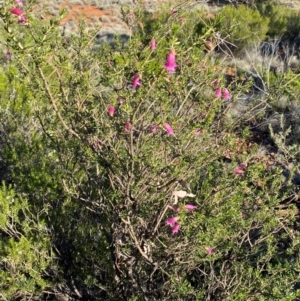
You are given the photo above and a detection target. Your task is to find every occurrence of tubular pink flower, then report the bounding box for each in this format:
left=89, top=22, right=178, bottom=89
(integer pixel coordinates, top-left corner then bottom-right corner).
left=184, top=204, right=196, bottom=211
left=164, top=123, right=174, bottom=135
left=172, top=223, right=180, bottom=234
left=234, top=163, right=247, bottom=175
left=215, top=88, right=222, bottom=98
left=150, top=38, right=156, bottom=50
left=223, top=88, right=231, bottom=100
left=108, top=105, right=115, bottom=117
left=124, top=121, right=133, bottom=132
left=16, top=0, right=23, bottom=6
left=213, top=79, right=220, bottom=87
left=234, top=162, right=247, bottom=175
left=205, top=247, right=212, bottom=255
left=234, top=168, right=244, bottom=175
left=195, top=129, right=201, bottom=136
left=166, top=216, right=178, bottom=227
left=150, top=124, right=158, bottom=133
left=18, top=15, right=26, bottom=24
left=163, top=49, right=178, bottom=73
left=10, top=7, right=24, bottom=16
left=132, top=74, right=142, bottom=90
left=239, top=163, right=247, bottom=170
left=127, top=12, right=134, bottom=19
left=118, top=97, right=125, bottom=104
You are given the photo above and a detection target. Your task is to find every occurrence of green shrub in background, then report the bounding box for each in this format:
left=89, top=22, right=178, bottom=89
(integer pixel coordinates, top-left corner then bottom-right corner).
left=0, top=0, right=299, bottom=300
left=285, top=12, right=300, bottom=41
left=257, top=1, right=293, bottom=38
left=257, top=1, right=300, bottom=40
left=216, top=4, right=269, bottom=54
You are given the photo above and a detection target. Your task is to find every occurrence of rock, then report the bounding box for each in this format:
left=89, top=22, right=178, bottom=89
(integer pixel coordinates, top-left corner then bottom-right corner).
left=33, top=0, right=184, bottom=41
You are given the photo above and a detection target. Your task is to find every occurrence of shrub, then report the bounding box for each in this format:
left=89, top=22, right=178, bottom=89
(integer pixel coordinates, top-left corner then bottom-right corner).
left=257, top=1, right=293, bottom=38
left=216, top=4, right=269, bottom=54
left=0, top=0, right=299, bottom=300
left=257, top=1, right=300, bottom=40
left=0, top=184, right=53, bottom=300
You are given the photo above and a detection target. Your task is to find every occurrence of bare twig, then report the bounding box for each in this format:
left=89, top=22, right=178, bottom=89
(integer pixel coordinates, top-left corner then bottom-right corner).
left=153, top=196, right=173, bottom=234
left=37, top=66, right=81, bottom=140
left=121, top=217, right=153, bottom=263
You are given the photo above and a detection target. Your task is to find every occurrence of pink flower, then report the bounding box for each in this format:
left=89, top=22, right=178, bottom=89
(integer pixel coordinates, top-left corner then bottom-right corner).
left=132, top=74, right=142, bottom=90
left=118, top=97, right=125, bottom=104
left=163, top=49, right=178, bottom=73
left=124, top=121, right=133, bottom=132
left=205, top=247, right=212, bottom=255
left=213, top=79, right=220, bottom=87
left=234, top=168, right=244, bottom=175
left=215, top=88, right=222, bottom=98
left=6, top=51, right=11, bottom=59
left=172, top=223, right=180, bottom=234
left=170, top=9, right=177, bottom=15
left=15, top=0, right=23, bottom=6
left=10, top=7, right=24, bottom=16
left=184, top=204, right=196, bottom=211
left=127, top=12, right=134, bottom=20
left=150, top=38, right=156, bottom=50
left=195, top=129, right=202, bottom=136
left=239, top=163, right=247, bottom=170
left=150, top=124, right=158, bottom=133
left=234, top=162, right=247, bottom=175
left=18, top=15, right=26, bottom=24
left=166, top=216, right=178, bottom=227
left=164, top=123, right=174, bottom=135
left=223, top=88, right=231, bottom=100
left=179, top=17, right=184, bottom=24
left=166, top=216, right=180, bottom=234
left=216, top=87, right=231, bottom=100
left=108, top=105, right=115, bottom=117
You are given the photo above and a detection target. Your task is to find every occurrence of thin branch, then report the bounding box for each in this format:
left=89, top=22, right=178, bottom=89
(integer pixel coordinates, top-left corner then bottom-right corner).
left=37, top=66, right=81, bottom=140
left=153, top=195, right=173, bottom=234
left=121, top=217, right=153, bottom=263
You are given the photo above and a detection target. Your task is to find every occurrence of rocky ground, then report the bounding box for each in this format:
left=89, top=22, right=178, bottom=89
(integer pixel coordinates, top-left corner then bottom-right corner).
left=31, top=0, right=300, bottom=44
left=33, top=0, right=179, bottom=42
left=278, top=0, right=300, bottom=9
left=32, top=0, right=218, bottom=43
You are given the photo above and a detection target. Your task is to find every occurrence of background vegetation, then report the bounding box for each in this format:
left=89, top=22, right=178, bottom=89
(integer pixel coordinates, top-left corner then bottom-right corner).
left=0, top=0, right=300, bottom=300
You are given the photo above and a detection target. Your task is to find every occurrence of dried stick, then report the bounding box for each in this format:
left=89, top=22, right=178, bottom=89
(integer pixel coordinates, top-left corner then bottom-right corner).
left=37, top=66, right=81, bottom=140
left=121, top=217, right=153, bottom=263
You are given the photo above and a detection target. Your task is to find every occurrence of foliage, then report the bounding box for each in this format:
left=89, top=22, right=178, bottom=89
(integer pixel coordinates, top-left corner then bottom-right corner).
left=0, top=0, right=299, bottom=300
left=257, top=1, right=300, bottom=40
left=216, top=4, right=269, bottom=54
left=0, top=184, right=53, bottom=300
left=257, top=1, right=293, bottom=38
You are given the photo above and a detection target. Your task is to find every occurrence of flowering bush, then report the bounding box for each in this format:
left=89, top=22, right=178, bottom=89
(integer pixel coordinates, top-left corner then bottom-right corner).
left=0, top=1, right=299, bottom=300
